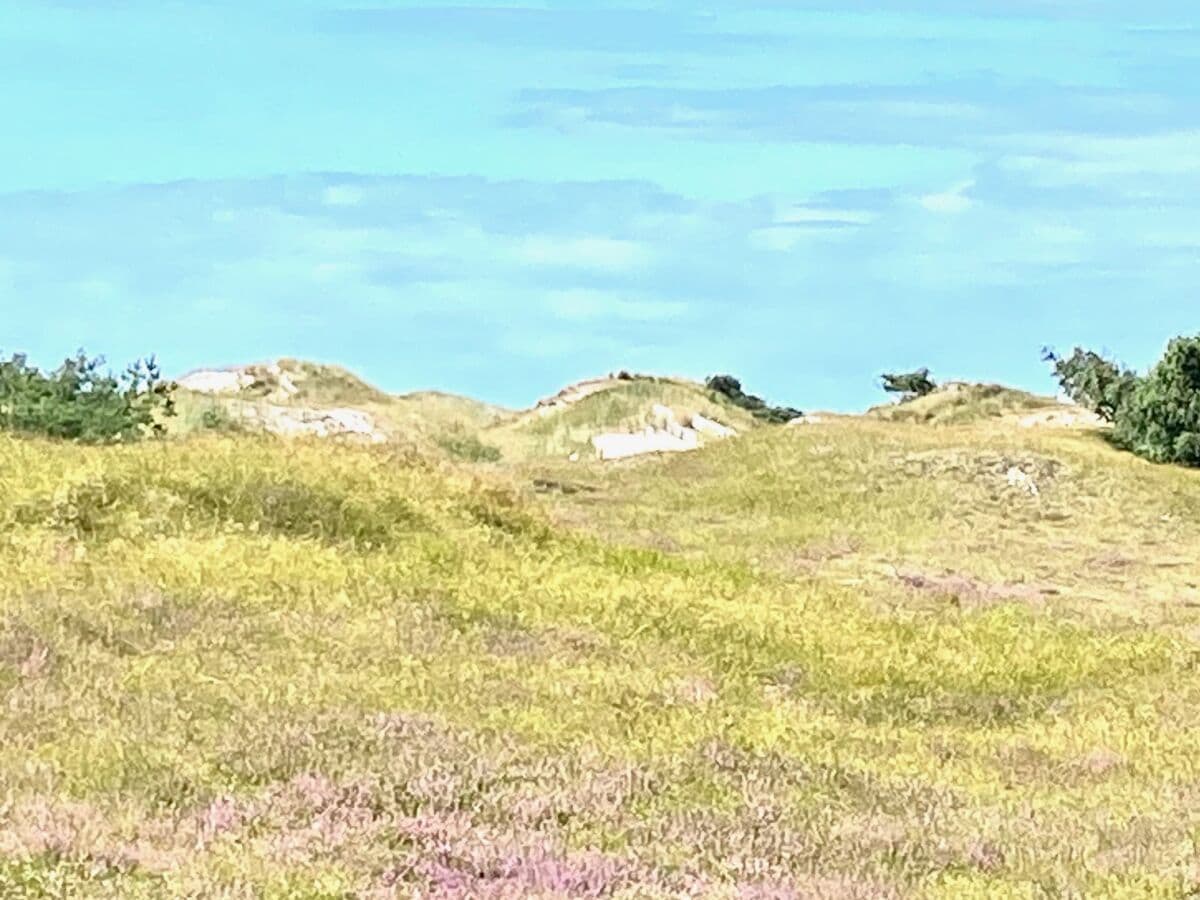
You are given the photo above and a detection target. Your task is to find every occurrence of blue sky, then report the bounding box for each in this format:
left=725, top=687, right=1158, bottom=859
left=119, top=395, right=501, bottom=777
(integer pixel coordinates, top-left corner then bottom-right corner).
left=2, top=1, right=1198, bottom=410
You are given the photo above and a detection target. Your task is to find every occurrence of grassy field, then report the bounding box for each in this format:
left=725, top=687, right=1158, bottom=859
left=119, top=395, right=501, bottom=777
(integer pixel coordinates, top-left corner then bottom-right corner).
left=2, top=406, right=1200, bottom=897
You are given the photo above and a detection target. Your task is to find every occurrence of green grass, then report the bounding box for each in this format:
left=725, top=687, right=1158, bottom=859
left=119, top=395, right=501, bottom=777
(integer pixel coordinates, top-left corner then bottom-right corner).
left=3, top=410, right=1200, bottom=897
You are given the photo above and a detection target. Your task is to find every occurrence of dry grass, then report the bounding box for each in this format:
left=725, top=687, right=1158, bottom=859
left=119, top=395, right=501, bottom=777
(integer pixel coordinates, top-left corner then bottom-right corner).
left=867, top=383, right=1058, bottom=426
left=488, top=377, right=759, bottom=460
left=172, top=361, right=510, bottom=455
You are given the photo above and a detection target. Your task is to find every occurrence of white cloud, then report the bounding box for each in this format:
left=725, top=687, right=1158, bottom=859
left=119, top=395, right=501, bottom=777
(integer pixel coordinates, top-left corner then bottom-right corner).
left=544, top=289, right=687, bottom=321
left=750, top=206, right=875, bottom=251
left=515, top=236, right=651, bottom=271
left=920, top=180, right=975, bottom=215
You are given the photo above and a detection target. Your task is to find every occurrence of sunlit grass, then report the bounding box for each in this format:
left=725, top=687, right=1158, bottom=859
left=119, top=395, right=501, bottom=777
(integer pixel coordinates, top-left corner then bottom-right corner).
left=2, top=417, right=1200, bottom=897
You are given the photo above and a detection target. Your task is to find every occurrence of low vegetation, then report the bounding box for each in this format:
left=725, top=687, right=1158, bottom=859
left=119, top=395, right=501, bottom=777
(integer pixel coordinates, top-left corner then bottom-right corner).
left=705, top=374, right=801, bottom=424
left=881, top=368, right=937, bottom=401
left=0, top=351, right=174, bottom=442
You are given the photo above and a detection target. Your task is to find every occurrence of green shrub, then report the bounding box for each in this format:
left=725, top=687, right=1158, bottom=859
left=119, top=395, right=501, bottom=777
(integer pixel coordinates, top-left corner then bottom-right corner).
left=1042, top=347, right=1138, bottom=422
left=1110, top=336, right=1200, bottom=466
left=881, top=368, right=937, bottom=402
left=752, top=405, right=804, bottom=425
left=705, top=374, right=801, bottom=424
left=1048, top=336, right=1200, bottom=467
left=0, top=350, right=175, bottom=442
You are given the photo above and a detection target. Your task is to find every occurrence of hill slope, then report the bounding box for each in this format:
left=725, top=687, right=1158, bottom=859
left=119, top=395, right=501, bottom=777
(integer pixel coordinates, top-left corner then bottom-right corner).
left=175, top=363, right=777, bottom=461
left=3, top=406, right=1200, bottom=897
left=174, top=359, right=510, bottom=449
left=490, top=374, right=762, bottom=459
left=866, top=381, right=1060, bottom=425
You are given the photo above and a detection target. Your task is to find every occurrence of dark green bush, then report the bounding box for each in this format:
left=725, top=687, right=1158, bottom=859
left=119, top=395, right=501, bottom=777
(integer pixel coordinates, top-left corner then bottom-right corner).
left=1110, top=336, right=1200, bottom=466
left=705, top=374, right=801, bottom=424
left=0, top=350, right=175, bottom=442
left=881, top=368, right=937, bottom=401
left=1042, top=347, right=1138, bottom=423
left=1046, top=336, right=1200, bottom=467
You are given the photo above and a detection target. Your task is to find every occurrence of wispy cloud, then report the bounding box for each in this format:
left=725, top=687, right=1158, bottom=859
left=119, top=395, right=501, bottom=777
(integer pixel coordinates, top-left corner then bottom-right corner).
left=996, top=131, right=1200, bottom=180
left=506, top=79, right=1199, bottom=149
left=515, top=236, right=652, bottom=272
left=921, top=180, right=975, bottom=215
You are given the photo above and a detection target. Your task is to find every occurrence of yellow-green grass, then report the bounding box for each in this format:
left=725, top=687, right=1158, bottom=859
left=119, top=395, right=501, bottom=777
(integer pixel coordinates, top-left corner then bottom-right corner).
left=1, top=418, right=1199, bottom=897
left=867, top=383, right=1057, bottom=426
left=211, top=359, right=396, bottom=408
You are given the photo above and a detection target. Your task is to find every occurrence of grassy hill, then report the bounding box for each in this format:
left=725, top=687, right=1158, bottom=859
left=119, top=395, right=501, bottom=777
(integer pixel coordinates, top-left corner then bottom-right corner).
left=233, top=359, right=397, bottom=408
left=490, top=375, right=760, bottom=459
left=866, top=382, right=1059, bottom=426
left=3, top=377, right=1200, bottom=897
left=173, top=360, right=511, bottom=452
left=175, top=363, right=762, bottom=462
left=393, top=390, right=511, bottom=431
